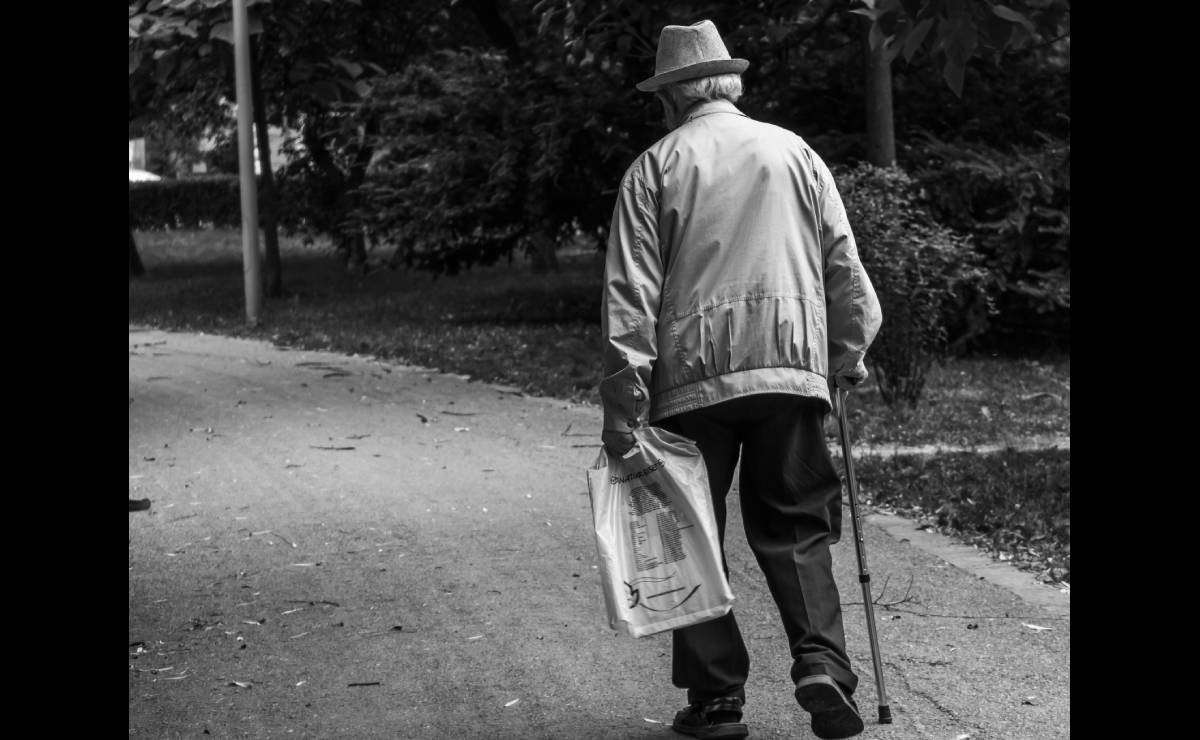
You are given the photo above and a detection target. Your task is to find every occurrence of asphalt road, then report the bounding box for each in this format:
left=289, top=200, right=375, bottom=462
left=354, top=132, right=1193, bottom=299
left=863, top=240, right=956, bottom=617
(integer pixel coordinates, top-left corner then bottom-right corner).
left=128, top=328, right=1069, bottom=739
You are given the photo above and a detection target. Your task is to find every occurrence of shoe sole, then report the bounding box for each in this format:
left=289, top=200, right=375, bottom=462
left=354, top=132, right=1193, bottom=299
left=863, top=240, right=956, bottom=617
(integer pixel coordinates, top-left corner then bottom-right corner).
left=794, top=677, right=864, bottom=740
left=670, top=721, right=749, bottom=739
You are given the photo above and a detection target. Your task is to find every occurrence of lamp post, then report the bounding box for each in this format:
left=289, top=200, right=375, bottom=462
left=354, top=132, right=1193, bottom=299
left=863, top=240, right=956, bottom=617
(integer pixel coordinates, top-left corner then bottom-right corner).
left=232, top=0, right=262, bottom=324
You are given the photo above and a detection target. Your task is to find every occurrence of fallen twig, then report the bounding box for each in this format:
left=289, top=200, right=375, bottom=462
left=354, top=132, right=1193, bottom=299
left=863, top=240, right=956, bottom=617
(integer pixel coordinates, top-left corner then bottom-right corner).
left=875, top=574, right=917, bottom=608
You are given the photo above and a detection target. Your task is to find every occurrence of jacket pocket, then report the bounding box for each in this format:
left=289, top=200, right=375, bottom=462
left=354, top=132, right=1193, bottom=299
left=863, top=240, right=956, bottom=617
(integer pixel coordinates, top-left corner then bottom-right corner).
left=664, top=294, right=825, bottom=385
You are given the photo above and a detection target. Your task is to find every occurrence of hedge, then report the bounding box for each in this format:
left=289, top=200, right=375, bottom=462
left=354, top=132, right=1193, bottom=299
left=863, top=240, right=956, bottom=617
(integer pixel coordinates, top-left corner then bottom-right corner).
left=128, top=176, right=247, bottom=230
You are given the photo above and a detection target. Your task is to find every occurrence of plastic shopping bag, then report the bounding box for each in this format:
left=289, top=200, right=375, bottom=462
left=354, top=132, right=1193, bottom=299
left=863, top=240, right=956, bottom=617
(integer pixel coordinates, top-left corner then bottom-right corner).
left=585, top=425, right=735, bottom=638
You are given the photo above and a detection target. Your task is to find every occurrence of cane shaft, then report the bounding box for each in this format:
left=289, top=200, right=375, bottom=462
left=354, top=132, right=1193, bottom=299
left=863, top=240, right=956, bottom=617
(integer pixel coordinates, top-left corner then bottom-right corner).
left=835, top=389, right=892, bottom=723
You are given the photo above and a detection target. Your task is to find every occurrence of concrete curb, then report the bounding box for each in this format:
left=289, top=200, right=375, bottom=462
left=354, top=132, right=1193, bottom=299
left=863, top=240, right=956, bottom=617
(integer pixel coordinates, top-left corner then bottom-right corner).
left=867, top=512, right=1070, bottom=617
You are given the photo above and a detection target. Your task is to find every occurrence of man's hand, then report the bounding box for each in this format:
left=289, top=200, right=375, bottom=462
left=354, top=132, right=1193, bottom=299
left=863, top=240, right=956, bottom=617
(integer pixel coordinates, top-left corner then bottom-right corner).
left=834, top=362, right=869, bottom=391
left=602, top=429, right=637, bottom=457
left=834, top=373, right=864, bottom=391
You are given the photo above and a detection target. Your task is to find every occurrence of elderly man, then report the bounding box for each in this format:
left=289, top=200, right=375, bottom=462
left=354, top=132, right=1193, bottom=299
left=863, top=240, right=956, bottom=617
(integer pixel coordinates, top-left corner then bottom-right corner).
left=599, top=20, right=883, bottom=740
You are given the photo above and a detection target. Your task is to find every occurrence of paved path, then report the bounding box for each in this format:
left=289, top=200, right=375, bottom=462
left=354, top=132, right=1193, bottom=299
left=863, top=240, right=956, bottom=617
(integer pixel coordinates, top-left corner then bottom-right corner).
left=129, top=328, right=1069, bottom=739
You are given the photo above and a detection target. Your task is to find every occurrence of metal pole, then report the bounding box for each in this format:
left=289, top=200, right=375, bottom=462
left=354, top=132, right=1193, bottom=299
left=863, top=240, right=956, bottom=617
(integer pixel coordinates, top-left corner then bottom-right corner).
left=233, top=0, right=262, bottom=325
left=835, top=388, right=893, bottom=724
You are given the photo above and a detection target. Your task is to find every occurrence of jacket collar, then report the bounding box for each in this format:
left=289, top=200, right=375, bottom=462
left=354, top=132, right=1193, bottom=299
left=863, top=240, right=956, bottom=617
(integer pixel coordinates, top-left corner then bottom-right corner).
left=681, top=99, right=747, bottom=125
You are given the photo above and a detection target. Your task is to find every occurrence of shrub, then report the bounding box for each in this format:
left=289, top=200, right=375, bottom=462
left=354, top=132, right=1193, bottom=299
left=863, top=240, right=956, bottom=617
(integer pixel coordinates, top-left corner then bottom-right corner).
left=905, top=133, right=1070, bottom=353
left=835, top=163, right=990, bottom=406
left=129, top=174, right=310, bottom=234
left=129, top=176, right=242, bottom=230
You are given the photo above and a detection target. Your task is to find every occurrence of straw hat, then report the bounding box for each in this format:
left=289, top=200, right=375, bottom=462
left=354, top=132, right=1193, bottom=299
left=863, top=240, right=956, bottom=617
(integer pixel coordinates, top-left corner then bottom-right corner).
left=636, top=20, right=749, bottom=92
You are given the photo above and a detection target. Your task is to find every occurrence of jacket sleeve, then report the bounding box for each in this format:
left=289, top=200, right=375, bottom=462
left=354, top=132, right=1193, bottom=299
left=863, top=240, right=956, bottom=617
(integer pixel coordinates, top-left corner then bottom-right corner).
left=600, top=161, right=664, bottom=432
left=816, top=157, right=882, bottom=383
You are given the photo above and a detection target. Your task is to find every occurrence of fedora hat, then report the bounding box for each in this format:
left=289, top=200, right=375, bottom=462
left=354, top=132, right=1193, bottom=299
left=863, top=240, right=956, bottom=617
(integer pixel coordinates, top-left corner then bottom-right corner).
left=636, top=20, right=749, bottom=92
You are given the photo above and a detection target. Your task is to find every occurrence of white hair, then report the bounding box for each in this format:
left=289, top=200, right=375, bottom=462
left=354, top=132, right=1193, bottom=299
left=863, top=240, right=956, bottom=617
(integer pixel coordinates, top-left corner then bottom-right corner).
left=660, top=73, right=744, bottom=108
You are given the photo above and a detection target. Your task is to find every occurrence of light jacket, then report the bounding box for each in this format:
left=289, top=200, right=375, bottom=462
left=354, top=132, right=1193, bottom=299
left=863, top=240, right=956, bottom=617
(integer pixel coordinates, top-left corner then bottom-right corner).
left=600, top=99, right=882, bottom=432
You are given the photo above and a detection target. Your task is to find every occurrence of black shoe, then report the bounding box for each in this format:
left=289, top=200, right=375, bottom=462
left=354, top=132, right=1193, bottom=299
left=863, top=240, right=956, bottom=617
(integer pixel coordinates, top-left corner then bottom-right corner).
left=671, top=696, right=749, bottom=739
left=794, top=675, right=864, bottom=739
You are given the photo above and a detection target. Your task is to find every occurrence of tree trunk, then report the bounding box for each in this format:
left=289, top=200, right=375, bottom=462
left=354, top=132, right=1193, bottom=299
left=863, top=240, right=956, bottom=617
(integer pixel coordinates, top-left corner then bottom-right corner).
left=340, top=120, right=377, bottom=273
left=863, top=19, right=896, bottom=167
left=251, top=37, right=284, bottom=297
left=129, top=221, right=145, bottom=278
left=302, top=121, right=370, bottom=271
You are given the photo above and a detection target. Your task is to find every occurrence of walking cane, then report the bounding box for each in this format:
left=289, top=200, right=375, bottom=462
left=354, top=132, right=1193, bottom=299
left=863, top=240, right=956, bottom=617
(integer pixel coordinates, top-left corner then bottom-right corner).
left=834, top=387, right=893, bottom=724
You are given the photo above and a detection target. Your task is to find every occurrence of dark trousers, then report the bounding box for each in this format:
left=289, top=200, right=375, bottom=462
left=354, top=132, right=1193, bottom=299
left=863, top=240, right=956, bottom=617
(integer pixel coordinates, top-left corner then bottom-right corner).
left=657, top=393, right=858, bottom=705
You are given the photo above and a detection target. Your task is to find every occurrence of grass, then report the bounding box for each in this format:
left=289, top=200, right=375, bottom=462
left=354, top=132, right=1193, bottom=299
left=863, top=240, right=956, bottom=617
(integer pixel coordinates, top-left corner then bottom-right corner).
left=130, top=228, right=1070, bottom=584
left=849, top=450, right=1070, bottom=585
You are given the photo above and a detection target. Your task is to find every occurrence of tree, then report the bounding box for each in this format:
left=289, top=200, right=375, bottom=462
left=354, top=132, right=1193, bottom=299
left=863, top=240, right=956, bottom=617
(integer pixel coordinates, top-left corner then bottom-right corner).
left=130, top=0, right=459, bottom=281
left=533, top=0, right=1067, bottom=165
left=348, top=0, right=665, bottom=275
left=130, top=0, right=286, bottom=294
left=853, top=0, right=1070, bottom=164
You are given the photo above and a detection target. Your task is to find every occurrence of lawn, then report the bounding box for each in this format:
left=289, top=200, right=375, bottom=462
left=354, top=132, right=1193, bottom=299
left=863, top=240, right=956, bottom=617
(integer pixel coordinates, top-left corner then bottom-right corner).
left=850, top=450, right=1070, bottom=585
left=130, top=228, right=1070, bottom=584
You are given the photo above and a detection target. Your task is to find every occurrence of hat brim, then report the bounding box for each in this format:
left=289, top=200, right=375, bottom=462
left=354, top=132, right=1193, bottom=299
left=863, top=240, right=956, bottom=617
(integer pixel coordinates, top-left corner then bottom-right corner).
left=636, top=59, right=749, bottom=92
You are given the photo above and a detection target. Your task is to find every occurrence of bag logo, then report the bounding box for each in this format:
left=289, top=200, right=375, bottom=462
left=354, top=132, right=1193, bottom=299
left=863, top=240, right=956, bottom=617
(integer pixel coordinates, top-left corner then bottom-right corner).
left=609, top=458, right=666, bottom=485
left=624, top=575, right=702, bottom=612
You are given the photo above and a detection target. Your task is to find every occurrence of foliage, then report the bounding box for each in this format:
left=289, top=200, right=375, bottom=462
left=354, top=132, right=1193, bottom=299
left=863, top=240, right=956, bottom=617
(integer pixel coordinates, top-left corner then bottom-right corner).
left=138, top=122, right=212, bottom=179
left=852, top=449, right=1070, bottom=584
left=129, top=176, right=243, bottom=230
left=128, top=0, right=387, bottom=127
left=890, top=38, right=1069, bottom=152
left=130, top=0, right=1070, bottom=281
left=856, top=0, right=1070, bottom=97
left=346, top=48, right=652, bottom=274
left=129, top=0, right=466, bottom=267
left=128, top=0, right=253, bottom=140
left=129, top=175, right=310, bottom=231
left=907, top=132, right=1070, bottom=352
left=538, top=0, right=1069, bottom=103
left=835, top=163, right=991, bottom=406
left=345, top=53, right=523, bottom=274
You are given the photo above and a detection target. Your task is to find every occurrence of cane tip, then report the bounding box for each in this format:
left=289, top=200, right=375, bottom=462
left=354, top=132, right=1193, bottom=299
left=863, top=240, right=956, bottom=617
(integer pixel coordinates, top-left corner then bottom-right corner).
left=878, top=705, right=893, bottom=724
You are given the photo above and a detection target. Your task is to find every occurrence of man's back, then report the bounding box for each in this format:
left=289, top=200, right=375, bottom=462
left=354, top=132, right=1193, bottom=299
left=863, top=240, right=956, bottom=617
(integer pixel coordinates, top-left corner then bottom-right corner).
left=638, top=100, right=828, bottom=317
left=611, top=99, right=865, bottom=420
